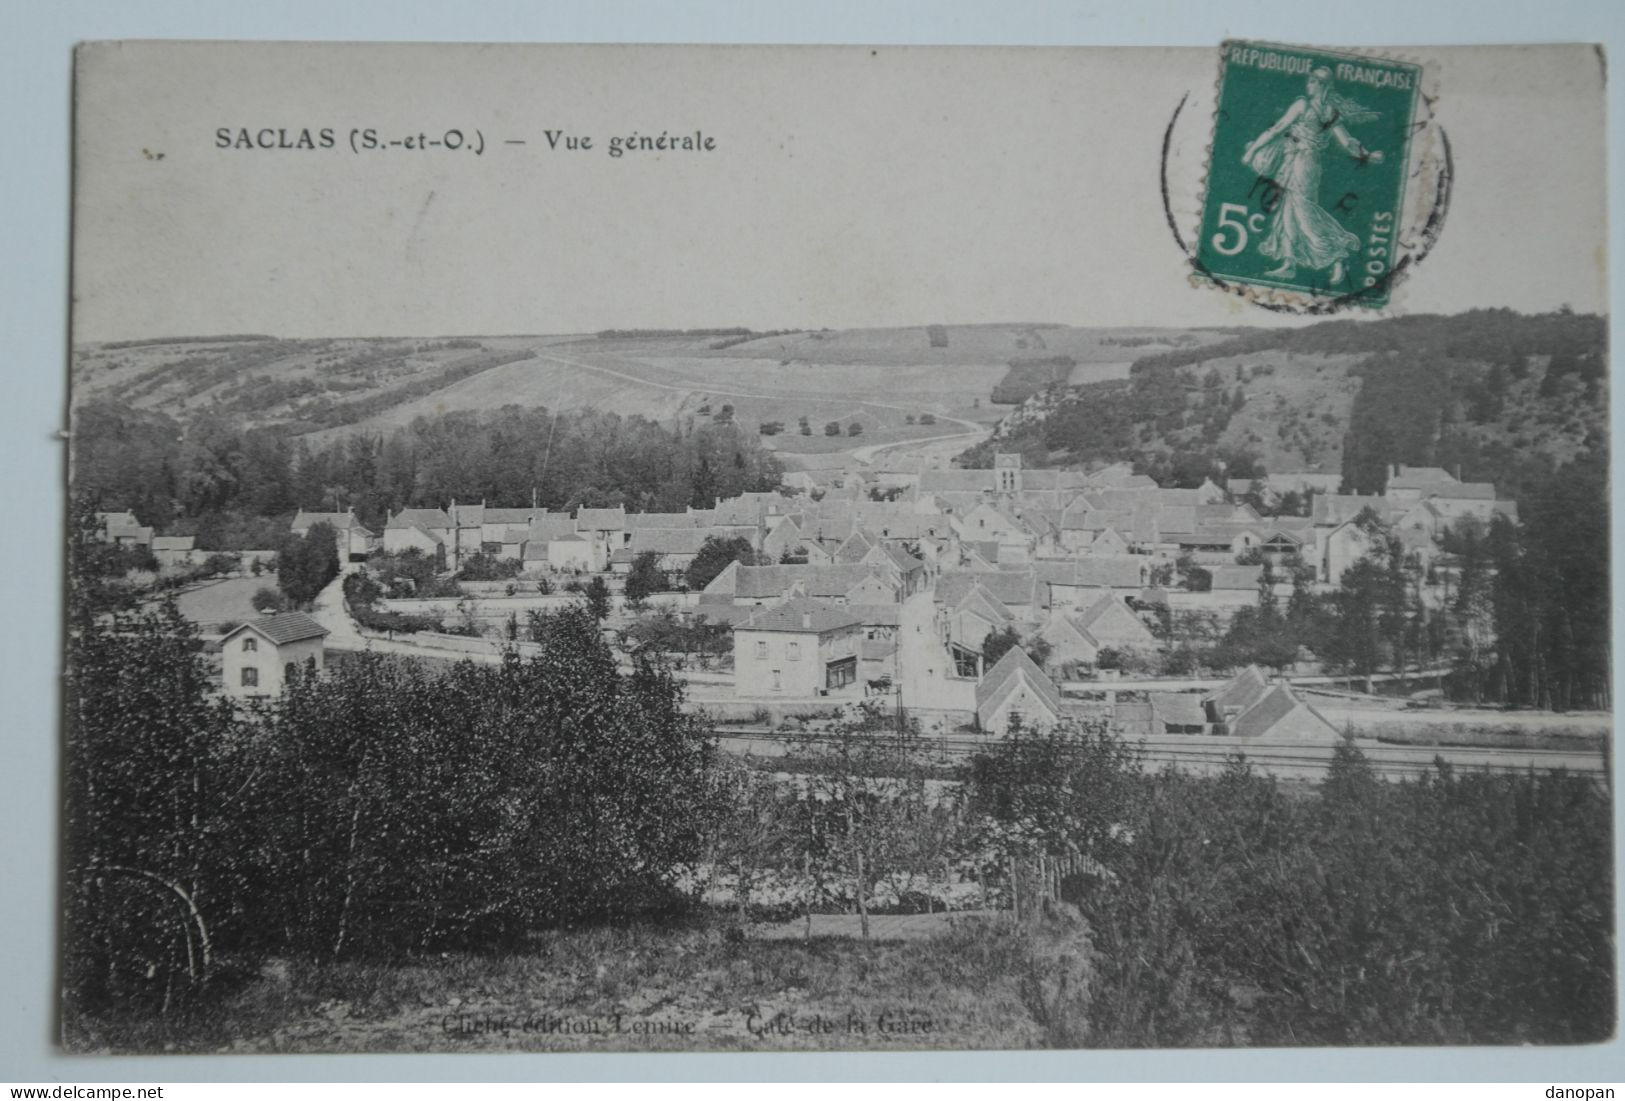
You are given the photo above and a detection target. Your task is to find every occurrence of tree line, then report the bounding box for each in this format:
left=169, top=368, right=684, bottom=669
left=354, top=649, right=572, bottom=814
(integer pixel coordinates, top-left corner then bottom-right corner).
left=1191, top=453, right=1609, bottom=712
left=71, top=402, right=785, bottom=544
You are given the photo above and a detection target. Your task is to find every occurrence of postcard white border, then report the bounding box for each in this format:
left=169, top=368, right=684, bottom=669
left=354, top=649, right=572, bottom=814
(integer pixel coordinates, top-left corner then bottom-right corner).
left=6, top=0, right=1625, bottom=1085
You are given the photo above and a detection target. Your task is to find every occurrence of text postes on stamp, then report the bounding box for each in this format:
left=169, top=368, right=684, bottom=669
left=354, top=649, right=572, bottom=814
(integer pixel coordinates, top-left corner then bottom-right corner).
left=1197, top=41, right=1423, bottom=308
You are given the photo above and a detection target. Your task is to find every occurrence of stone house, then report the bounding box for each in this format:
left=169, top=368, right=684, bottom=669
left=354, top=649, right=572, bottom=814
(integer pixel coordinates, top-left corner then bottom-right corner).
left=220, top=611, right=329, bottom=699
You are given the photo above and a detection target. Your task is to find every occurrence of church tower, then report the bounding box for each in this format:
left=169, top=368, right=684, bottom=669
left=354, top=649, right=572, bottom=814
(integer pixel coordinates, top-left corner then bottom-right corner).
left=994, top=452, right=1023, bottom=493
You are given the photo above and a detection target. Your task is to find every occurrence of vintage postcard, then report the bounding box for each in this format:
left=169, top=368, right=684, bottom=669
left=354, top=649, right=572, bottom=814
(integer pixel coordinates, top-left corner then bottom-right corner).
left=64, top=41, right=1610, bottom=1054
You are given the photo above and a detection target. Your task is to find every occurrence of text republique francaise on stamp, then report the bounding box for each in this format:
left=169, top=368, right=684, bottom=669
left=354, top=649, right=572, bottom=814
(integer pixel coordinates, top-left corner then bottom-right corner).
left=1197, top=41, right=1426, bottom=309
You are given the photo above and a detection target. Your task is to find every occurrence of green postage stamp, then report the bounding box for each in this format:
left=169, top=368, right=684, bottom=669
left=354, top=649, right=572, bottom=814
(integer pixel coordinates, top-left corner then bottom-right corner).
left=1197, top=41, right=1425, bottom=308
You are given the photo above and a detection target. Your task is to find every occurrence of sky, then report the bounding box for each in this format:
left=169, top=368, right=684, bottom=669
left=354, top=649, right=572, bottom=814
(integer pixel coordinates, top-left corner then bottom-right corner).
left=71, top=40, right=1607, bottom=342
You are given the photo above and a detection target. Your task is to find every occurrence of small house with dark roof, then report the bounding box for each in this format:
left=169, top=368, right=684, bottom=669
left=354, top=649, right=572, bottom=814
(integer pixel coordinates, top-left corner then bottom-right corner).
left=761, top=515, right=806, bottom=562
left=97, top=510, right=153, bottom=549
left=1201, top=666, right=1338, bottom=742
left=577, top=506, right=631, bottom=558
left=1149, top=692, right=1207, bottom=734
left=1039, top=593, right=1160, bottom=670
left=522, top=513, right=598, bottom=569
left=732, top=598, right=863, bottom=697
left=291, top=509, right=378, bottom=562
left=383, top=507, right=453, bottom=560
left=864, top=542, right=929, bottom=596
left=833, top=530, right=877, bottom=564
left=220, top=611, right=329, bottom=699
left=944, top=580, right=1015, bottom=664
left=1036, top=557, right=1150, bottom=604
left=976, top=647, right=1065, bottom=735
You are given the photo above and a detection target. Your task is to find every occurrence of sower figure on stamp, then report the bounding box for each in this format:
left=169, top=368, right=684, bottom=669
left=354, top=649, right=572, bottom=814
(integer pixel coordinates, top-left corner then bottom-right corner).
left=1241, top=66, right=1384, bottom=287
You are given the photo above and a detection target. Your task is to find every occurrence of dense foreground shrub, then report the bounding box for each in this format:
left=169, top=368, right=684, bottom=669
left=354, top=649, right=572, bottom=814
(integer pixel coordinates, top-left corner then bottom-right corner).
left=1070, top=748, right=1614, bottom=1046
left=65, top=602, right=717, bottom=1017
left=243, top=613, right=715, bottom=958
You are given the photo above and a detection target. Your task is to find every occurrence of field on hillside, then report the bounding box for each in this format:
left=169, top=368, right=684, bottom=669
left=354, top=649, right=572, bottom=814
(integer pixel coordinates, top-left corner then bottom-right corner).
left=72, top=336, right=575, bottom=432
left=73, top=325, right=1223, bottom=462
left=323, top=347, right=1000, bottom=442
left=642, top=324, right=1225, bottom=368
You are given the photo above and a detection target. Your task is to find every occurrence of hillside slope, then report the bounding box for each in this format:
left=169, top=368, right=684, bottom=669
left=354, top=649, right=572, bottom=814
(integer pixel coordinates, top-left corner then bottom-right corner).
left=964, top=310, right=1606, bottom=503
left=72, top=323, right=1222, bottom=461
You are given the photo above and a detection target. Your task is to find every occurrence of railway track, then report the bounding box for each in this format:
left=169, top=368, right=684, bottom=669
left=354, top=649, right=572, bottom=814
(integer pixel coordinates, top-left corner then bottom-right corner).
left=709, top=727, right=1609, bottom=782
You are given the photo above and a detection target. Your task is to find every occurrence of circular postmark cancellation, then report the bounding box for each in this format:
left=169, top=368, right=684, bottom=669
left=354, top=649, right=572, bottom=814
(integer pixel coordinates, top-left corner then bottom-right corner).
left=1164, top=40, right=1451, bottom=315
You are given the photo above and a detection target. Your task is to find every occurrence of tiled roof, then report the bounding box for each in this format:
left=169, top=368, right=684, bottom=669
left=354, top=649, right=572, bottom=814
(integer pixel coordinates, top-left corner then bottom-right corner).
left=878, top=544, right=925, bottom=573
left=577, top=507, right=628, bottom=530
left=975, top=646, right=1065, bottom=716
left=1157, top=506, right=1197, bottom=536
left=1388, top=465, right=1457, bottom=489
left=450, top=503, right=485, bottom=527
left=924, top=491, right=985, bottom=515
left=794, top=516, right=855, bottom=543
left=1150, top=692, right=1206, bottom=728
left=846, top=603, right=902, bottom=627
left=526, top=514, right=580, bottom=542
left=1034, top=557, right=1147, bottom=590
left=1227, top=684, right=1328, bottom=740
left=739, top=597, right=863, bottom=634
left=833, top=531, right=877, bottom=563
left=387, top=507, right=453, bottom=530
left=1086, top=487, right=1205, bottom=510
left=628, top=512, right=703, bottom=529
left=1073, top=593, right=1122, bottom=633
left=292, top=510, right=360, bottom=532
left=482, top=507, right=537, bottom=526
left=1431, top=482, right=1497, bottom=501
left=1020, top=470, right=1094, bottom=490
left=1177, top=521, right=1263, bottom=547
left=1205, top=665, right=1269, bottom=714
left=918, top=470, right=996, bottom=493
left=629, top=527, right=711, bottom=555
left=712, top=499, right=768, bottom=526
left=151, top=535, right=195, bottom=551
left=733, top=565, right=877, bottom=600
left=936, top=570, right=1036, bottom=608
left=1266, top=516, right=1314, bottom=533
left=1062, top=505, right=1125, bottom=532
left=226, top=611, right=329, bottom=646
left=1311, top=495, right=1395, bottom=526
left=949, top=583, right=1015, bottom=627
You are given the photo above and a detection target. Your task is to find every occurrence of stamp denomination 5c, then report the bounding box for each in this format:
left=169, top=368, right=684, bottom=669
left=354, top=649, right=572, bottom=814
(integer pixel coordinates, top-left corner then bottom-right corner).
left=1197, top=41, right=1425, bottom=308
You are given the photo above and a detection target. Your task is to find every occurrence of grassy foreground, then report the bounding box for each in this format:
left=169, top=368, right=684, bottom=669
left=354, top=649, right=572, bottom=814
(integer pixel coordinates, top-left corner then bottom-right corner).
left=65, top=912, right=1098, bottom=1054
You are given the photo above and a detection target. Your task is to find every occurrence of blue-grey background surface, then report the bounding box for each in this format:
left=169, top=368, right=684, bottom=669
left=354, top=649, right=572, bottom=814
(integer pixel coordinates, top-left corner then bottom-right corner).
left=4, top=0, right=1623, bottom=1083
